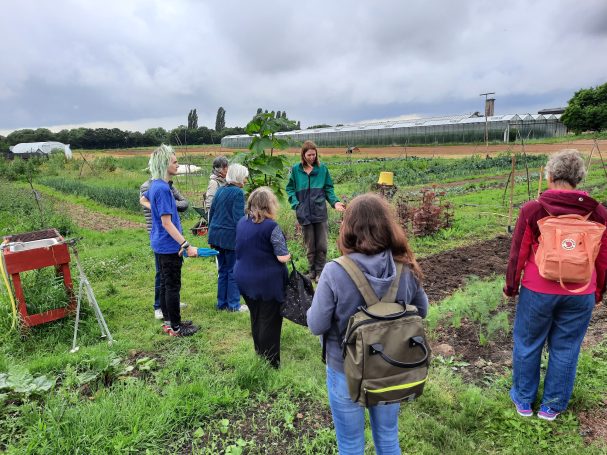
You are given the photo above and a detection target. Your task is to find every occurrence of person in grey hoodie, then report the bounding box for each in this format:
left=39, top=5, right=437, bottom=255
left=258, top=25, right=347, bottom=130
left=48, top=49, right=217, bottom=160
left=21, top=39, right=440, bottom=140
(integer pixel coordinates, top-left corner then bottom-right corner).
left=205, top=156, right=229, bottom=214
left=307, top=193, right=428, bottom=455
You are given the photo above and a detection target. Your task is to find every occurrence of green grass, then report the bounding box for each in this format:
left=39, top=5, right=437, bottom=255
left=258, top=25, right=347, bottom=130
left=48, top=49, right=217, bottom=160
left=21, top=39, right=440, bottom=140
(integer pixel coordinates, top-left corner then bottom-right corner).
left=1, top=149, right=606, bottom=453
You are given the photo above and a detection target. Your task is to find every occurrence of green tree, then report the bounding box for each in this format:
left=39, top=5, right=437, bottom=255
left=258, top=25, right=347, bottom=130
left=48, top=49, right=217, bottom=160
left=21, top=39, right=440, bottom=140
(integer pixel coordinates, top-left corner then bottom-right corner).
left=561, top=82, right=607, bottom=134
left=231, top=113, right=296, bottom=198
left=187, top=109, right=198, bottom=129
left=256, top=107, right=263, bottom=114
left=215, top=107, right=226, bottom=132
left=144, top=128, right=168, bottom=145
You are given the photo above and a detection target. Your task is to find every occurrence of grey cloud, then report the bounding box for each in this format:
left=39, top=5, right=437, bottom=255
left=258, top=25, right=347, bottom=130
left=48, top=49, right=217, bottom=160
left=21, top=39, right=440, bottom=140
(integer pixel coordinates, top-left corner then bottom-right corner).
left=1, top=0, right=606, bottom=133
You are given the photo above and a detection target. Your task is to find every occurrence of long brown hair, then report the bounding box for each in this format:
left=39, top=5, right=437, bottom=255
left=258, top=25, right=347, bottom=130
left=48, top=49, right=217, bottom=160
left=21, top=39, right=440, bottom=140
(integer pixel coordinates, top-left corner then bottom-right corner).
left=300, top=140, right=320, bottom=167
left=338, top=193, right=422, bottom=280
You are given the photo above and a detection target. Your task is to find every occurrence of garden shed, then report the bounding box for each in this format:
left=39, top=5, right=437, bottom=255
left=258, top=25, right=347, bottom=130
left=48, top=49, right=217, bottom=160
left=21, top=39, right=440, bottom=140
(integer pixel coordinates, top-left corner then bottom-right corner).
left=8, top=142, right=72, bottom=159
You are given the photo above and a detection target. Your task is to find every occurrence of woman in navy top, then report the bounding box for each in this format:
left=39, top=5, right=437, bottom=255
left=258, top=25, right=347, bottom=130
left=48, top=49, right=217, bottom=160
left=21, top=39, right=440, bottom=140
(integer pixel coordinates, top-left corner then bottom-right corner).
left=234, top=187, right=290, bottom=368
left=208, top=164, right=249, bottom=312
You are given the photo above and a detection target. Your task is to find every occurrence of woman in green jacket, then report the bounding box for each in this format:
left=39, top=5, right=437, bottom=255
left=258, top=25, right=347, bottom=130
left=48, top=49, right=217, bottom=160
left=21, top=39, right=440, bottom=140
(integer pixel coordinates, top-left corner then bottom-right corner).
left=286, top=141, right=345, bottom=281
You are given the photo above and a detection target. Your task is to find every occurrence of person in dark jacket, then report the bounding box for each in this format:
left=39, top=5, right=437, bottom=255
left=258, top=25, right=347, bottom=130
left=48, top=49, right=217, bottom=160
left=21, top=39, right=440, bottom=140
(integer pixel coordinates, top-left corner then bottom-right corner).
left=234, top=187, right=290, bottom=367
left=286, top=140, right=345, bottom=282
left=504, top=149, right=607, bottom=421
left=140, top=178, right=189, bottom=320
left=307, top=193, right=428, bottom=454
left=208, top=163, right=249, bottom=312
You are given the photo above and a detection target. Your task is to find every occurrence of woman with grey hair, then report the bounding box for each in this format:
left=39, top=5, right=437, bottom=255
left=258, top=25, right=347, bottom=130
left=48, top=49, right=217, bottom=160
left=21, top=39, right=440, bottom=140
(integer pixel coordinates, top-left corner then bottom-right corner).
left=505, top=149, right=607, bottom=420
left=208, top=163, right=250, bottom=312
left=205, top=156, right=229, bottom=213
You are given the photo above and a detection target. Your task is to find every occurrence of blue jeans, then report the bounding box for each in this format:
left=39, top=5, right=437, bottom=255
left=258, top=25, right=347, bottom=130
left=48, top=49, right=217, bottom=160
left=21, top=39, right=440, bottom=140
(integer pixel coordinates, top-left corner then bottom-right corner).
left=153, top=253, right=161, bottom=310
left=216, top=248, right=241, bottom=311
left=510, top=286, right=594, bottom=412
left=326, top=367, right=401, bottom=455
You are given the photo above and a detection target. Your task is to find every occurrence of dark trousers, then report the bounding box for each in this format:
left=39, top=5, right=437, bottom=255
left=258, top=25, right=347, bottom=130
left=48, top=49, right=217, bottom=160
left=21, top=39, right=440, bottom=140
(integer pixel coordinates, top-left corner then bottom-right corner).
left=244, top=296, right=283, bottom=368
left=156, top=252, right=183, bottom=328
left=301, top=221, right=328, bottom=278
left=153, top=253, right=161, bottom=310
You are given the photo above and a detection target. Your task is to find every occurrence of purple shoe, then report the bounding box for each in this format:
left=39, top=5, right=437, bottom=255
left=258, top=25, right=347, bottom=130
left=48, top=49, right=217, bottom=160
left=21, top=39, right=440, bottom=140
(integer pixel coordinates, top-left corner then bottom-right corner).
left=511, top=397, right=533, bottom=417
left=537, top=405, right=560, bottom=421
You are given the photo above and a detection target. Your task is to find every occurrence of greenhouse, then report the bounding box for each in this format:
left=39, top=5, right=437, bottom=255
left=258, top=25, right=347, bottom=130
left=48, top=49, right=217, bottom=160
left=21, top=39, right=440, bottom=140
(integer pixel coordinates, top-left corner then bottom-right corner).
left=221, top=113, right=566, bottom=148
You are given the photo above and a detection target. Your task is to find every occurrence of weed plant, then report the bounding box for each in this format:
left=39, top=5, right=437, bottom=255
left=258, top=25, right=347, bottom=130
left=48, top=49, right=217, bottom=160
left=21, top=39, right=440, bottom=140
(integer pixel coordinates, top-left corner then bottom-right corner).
left=19, top=267, right=71, bottom=314
left=0, top=181, right=76, bottom=237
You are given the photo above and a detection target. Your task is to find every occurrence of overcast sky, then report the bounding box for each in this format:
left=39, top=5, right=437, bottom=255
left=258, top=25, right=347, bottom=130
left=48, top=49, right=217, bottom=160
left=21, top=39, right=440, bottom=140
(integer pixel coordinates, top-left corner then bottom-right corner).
left=1, top=0, right=606, bottom=135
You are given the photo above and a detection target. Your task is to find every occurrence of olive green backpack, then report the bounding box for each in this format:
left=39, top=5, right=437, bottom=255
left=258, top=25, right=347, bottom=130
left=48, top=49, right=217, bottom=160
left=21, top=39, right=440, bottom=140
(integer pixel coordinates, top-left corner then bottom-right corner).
left=335, top=256, right=430, bottom=407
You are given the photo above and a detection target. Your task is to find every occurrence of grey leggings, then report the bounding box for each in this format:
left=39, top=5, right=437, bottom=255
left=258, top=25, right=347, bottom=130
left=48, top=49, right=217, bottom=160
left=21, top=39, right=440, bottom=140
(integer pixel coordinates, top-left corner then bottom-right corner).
left=301, top=221, right=328, bottom=277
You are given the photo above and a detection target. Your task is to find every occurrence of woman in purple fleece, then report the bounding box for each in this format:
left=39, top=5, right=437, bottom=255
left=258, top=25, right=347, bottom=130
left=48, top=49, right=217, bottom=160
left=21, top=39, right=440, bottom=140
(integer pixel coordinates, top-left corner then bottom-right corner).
left=307, top=193, right=428, bottom=455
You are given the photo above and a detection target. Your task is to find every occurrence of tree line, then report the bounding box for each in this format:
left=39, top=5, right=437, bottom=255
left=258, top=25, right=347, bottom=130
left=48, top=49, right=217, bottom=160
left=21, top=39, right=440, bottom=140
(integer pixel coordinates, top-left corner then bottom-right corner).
left=0, top=106, right=301, bottom=151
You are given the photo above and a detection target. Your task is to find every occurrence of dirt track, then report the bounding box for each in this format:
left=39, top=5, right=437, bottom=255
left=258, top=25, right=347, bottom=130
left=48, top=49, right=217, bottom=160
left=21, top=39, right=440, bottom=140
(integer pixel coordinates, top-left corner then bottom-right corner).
left=91, top=139, right=607, bottom=159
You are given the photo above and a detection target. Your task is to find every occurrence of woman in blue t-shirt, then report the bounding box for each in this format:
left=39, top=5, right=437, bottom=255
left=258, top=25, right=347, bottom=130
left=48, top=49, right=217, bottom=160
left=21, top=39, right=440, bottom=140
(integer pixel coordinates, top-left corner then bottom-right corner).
left=234, top=187, right=290, bottom=368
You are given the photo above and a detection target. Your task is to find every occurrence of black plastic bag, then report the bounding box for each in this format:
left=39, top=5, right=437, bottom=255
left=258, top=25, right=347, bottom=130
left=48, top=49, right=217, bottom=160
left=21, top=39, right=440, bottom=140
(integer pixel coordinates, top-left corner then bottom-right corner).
left=281, top=261, right=314, bottom=326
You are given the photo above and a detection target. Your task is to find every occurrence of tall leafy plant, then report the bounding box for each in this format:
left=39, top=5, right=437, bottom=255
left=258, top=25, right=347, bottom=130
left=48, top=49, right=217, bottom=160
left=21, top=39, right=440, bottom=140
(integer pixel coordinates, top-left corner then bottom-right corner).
left=232, top=113, right=296, bottom=198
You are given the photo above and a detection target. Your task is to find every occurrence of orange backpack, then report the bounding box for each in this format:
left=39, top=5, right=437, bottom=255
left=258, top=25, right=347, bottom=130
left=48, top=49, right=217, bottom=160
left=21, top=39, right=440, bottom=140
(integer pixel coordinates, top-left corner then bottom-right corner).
left=535, top=212, right=606, bottom=293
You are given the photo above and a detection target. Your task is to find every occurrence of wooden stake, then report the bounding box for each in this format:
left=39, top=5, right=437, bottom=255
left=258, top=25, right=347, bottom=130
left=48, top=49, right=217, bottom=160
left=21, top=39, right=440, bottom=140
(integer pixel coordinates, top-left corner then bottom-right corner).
left=537, top=166, right=543, bottom=199
left=585, top=144, right=595, bottom=182
left=508, top=154, right=516, bottom=232
left=594, top=138, right=607, bottom=181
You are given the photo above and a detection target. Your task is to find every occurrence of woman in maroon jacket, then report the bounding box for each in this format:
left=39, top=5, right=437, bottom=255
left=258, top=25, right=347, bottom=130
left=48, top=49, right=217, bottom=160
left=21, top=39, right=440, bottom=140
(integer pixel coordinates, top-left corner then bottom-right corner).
left=504, top=149, right=607, bottom=421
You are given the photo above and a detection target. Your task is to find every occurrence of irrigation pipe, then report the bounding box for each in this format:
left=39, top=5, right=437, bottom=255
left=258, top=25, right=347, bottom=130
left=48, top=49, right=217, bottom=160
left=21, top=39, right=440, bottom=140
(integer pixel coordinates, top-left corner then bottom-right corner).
left=0, top=251, right=17, bottom=330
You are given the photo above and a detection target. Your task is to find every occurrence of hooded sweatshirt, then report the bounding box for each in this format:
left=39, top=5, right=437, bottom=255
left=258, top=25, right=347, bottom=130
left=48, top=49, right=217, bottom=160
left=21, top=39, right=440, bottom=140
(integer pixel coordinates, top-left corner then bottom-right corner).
left=307, top=250, right=428, bottom=373
left=205, top=172, right=227, bottom=212
left=504, top=189, right=607, bottom=302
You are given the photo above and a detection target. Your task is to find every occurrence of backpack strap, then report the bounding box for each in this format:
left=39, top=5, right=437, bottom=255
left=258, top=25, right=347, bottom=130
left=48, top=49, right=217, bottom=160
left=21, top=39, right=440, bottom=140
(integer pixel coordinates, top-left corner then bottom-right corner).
left=382, top=262, right=404, bottom=303
left=334, top=256, right=403, bottom=308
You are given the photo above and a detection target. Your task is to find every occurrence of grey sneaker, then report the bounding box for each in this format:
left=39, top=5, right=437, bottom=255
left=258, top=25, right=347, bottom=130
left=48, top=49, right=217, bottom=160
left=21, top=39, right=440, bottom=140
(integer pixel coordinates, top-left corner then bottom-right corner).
left=154, top=309, right=163, bottom=320
left=237, top=305, right=249, bottom=313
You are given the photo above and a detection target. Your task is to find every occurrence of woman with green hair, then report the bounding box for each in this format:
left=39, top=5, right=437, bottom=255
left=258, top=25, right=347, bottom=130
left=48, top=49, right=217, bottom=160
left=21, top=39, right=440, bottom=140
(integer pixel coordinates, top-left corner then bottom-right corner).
left=141, top=144, right=199, bottom=337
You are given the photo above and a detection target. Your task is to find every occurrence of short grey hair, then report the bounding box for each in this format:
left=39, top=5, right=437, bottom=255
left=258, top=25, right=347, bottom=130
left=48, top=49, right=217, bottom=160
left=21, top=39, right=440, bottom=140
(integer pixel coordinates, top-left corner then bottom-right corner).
left=212, top=156, right=229, bottom=171
left=544, top=149, right=586, bottom=187
left=226, top=163, right=249, bottom=185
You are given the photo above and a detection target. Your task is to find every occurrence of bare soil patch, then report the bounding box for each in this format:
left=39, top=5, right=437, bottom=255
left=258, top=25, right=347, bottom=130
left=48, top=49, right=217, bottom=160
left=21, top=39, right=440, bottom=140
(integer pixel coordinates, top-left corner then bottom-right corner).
left=52, top=198, right=145, bottom=232
left=94, top=139, right=607, bottom=159
left=418, top=235, right=510, bottom=303
left=578, top=405, right=607, bottom=447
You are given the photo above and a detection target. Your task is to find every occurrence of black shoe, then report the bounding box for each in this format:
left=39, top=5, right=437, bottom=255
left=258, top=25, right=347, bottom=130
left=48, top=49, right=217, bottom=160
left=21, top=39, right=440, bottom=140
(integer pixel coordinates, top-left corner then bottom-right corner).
left=167, top=324, right=199, bottom=337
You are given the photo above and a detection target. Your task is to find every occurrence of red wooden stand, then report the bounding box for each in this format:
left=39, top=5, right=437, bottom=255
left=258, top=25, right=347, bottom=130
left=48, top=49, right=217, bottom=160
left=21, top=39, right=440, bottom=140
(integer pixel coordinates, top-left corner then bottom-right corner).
left=2, top=229, right=76, bottom=327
